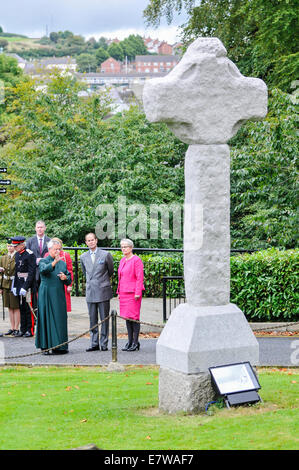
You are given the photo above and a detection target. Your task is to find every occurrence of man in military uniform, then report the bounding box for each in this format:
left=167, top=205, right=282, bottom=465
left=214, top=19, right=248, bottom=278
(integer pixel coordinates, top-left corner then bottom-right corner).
left=11, top=237, right=36, bottom=337
left=0, top=240, right=20, bottom=336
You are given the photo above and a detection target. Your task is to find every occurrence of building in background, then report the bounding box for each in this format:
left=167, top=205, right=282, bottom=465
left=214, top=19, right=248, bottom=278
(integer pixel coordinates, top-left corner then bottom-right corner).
left=135, top=55, right=179, bottom=74
left=158, top=41, right=173, bottom=55
left=100, top=57, right=122, bottom=74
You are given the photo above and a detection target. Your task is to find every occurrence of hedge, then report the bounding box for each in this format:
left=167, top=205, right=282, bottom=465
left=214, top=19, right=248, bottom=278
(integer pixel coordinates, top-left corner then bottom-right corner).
left=230, top=248, right=298, bottom=322
left=0, top=243, right=297, bottom=322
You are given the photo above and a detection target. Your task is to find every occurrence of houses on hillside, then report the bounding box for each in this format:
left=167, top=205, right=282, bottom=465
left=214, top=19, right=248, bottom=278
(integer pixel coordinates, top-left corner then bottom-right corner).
left=5, top=35, right=182, bottom=79
left=142, top=36, right=183, bottom=56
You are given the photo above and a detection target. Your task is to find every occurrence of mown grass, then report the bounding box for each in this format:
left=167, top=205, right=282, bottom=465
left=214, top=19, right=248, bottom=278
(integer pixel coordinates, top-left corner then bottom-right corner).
left=0, top=366, right=298, bottom=450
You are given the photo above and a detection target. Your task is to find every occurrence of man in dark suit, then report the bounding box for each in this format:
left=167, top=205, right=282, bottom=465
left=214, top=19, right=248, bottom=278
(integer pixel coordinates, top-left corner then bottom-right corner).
left=25, top=220, right=51, bottom=307
left=11, top=236, right=36, bottom=337
left=80, top=233, right=114, bottom=352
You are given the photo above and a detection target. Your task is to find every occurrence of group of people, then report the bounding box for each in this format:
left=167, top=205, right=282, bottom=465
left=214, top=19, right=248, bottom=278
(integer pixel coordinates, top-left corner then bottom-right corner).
left=0, top=221, right=145, bottom=355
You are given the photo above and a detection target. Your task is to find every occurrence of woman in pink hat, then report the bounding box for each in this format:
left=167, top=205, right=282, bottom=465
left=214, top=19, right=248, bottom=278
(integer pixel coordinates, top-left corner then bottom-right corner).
left=117, top=239, right=144, bottom=351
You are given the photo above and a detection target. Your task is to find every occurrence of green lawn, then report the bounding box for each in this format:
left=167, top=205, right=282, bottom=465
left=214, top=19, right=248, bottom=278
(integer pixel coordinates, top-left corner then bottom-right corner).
left=0, top=366, right=298, bottom=450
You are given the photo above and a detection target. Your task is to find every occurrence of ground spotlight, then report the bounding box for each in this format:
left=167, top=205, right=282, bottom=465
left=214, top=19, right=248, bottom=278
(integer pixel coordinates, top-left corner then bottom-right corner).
left=209, top=362, right=261, bottom=408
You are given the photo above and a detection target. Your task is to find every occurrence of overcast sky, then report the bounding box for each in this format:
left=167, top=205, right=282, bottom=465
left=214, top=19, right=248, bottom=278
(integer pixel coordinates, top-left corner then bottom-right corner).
left=1, top=0, right=188, bottom=43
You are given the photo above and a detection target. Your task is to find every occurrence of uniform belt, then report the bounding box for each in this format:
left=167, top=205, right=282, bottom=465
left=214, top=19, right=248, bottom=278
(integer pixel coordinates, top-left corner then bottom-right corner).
left=3, top=275, right=14, bottom=280
left=17, top=273, right=28, bottom=278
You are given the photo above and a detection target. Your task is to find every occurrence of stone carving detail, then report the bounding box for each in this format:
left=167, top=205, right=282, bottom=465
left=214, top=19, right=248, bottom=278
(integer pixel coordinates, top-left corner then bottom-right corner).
left=143, top=37, right=267, bottom=145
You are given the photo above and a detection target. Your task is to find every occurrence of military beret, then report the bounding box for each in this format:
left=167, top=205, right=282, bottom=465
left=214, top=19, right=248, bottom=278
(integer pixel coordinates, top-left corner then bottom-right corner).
left=10, top=236, right=26, bottom=245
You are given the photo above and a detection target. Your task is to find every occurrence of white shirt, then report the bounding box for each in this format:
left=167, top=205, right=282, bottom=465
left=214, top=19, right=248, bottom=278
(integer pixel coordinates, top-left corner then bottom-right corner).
left=90, top=248, right=97, bottom=264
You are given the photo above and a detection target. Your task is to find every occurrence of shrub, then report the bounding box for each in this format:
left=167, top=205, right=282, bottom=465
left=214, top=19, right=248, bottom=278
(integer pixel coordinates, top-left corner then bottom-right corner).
left=230, top=248, right=298, bottom=321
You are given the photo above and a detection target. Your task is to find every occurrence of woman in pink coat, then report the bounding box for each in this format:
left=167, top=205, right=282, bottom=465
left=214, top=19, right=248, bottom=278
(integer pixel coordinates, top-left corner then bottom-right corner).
left=117, top=239, right=144, bottom=351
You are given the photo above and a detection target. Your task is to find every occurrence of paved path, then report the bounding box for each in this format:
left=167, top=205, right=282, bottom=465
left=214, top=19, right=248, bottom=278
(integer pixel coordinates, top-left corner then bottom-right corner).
left=1, top=336, right=298, bottom=367
left=1, top=297, right=298, bottom=367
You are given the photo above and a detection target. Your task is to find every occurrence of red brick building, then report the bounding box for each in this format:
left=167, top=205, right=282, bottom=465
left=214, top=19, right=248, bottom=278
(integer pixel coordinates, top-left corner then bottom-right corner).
left=100, top=57, right=122, bottom=74
left=158, top=41, right=173, bottom=55
left=135, top=55, right=178, bottom=74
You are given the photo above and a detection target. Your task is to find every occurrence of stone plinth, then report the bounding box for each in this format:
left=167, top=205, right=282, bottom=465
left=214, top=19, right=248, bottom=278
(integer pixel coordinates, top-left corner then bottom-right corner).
left=156, top=303, right=259, bottom=374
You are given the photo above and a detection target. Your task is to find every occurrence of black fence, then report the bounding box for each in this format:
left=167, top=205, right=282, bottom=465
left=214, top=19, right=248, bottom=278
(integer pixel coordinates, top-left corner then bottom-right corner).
left=162, top=276, right=185, bottom=322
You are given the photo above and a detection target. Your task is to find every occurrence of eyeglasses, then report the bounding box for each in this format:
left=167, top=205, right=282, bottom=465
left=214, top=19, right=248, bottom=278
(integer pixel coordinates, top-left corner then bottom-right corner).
left=121, top=245, right=131, bottom=249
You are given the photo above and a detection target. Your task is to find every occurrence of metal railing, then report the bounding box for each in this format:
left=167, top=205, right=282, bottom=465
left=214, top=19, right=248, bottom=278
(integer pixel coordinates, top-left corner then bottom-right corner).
left=162, top=276, right=185, bottom=322
left=63, top=246, right=256, bottom=297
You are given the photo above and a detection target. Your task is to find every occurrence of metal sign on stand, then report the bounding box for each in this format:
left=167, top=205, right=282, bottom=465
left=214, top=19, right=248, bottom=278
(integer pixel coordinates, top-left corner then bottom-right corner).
left=0, top=169, right=9, bottom=194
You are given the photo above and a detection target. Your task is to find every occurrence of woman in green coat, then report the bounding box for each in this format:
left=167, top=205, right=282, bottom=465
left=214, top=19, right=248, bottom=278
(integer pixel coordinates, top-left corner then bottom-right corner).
left=35, top=239, right=72, bottom=355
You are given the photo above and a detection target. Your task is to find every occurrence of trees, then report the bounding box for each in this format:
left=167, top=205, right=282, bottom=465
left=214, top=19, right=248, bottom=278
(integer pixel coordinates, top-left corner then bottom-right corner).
left=144, top=0, right=299, bottom=92
left=49, top=32, right=59, bottom=43
left=0, top=73, right=186, bottom=246
left=95, top=47, right=109, bottom=66
left=0, top=54, right=25, bottom=123
left=0, top=39, right=8, bottom=50
left=121, top=35, right=148, bottom=61
left=107, top=42, right=124, bottom=62
left=76, top=53, right=98, bottom=73
left=230, top=89, right=298, bottom=249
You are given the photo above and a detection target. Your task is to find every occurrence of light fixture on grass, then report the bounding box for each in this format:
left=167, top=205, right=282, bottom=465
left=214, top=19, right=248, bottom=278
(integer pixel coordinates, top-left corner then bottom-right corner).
left=209, top=362, right=261, bottom=408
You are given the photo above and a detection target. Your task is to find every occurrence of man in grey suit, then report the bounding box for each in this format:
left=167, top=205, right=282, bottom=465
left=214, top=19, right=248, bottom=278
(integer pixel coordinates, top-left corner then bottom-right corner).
left=80, top=233, right=114, bottom=352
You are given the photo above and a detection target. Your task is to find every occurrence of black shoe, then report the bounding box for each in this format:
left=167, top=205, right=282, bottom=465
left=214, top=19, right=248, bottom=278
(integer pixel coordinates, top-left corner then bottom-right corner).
left=86, top=346, right=100, bottom=352
left=100, top=346, right=108, bottom=351
left=127, top=342, right=140, bottom=351
left=12, top=330, right=19, bottom=336
left=52, top=349, right=68, bottom=355
left=4, top=329, right=14, bottom=336
left=122, top=342, right=132, bottom=351
left=42, top=350, right=51, bottom=355
left=15, top=331, right=25, bottom=337
left=23, top=331, right=33, bottom=338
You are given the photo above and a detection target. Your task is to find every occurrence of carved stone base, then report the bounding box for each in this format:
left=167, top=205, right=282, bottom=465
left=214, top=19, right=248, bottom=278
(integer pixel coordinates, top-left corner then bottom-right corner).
left=159, top=367, right=216, bottom=414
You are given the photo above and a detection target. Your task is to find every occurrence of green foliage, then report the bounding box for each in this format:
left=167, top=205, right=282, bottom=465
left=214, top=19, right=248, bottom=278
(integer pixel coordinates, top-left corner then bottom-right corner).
left=120, top=35, right=148, bottom=61
left=9, top=32, right=151, bottom=63
left=143, top=0, right=196, bottom=26
left=0, top=53, right=25, bottom=123
left=230, top=89, right=298, bottom=250
left=76, top=53, right=97, bottom=73
left=95, top=47, right=109, bottom=66
left=70, top=247, right=298, bottom=322
left=144, top=0, right=299, bottom=92
left=230, top=249, right=299, bottom=322
left=0, top=72, right=186, bottom=246
left=0, top=39, right=8, bottom=49
left=0, top=54, right=24, bottom=88
left=107, top=42, right=124, bottom=62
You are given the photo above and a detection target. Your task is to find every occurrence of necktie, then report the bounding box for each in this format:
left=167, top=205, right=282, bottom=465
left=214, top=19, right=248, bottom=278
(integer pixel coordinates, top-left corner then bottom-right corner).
left=91, top=252, right=95, bottom=264
left=39, top=238, right=43, bottom=255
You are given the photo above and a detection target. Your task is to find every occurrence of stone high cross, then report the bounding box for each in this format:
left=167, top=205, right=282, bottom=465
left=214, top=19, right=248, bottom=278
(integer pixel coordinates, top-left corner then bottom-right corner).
left=143, top=38, right=268, bottom=414
left=144, top=37, right=267, bottom=307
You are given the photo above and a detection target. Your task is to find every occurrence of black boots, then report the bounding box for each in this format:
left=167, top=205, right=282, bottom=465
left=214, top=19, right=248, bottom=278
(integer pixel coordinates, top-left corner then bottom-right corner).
left=127, top=342, right=140, bottom=351
left=122, top=341, right=140, bottom=351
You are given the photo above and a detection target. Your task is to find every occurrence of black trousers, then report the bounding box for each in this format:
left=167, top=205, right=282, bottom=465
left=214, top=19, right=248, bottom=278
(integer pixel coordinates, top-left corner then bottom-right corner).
left=126, top=320, right=140, bottom=345
left=19, top=296, right=34, bottom=335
